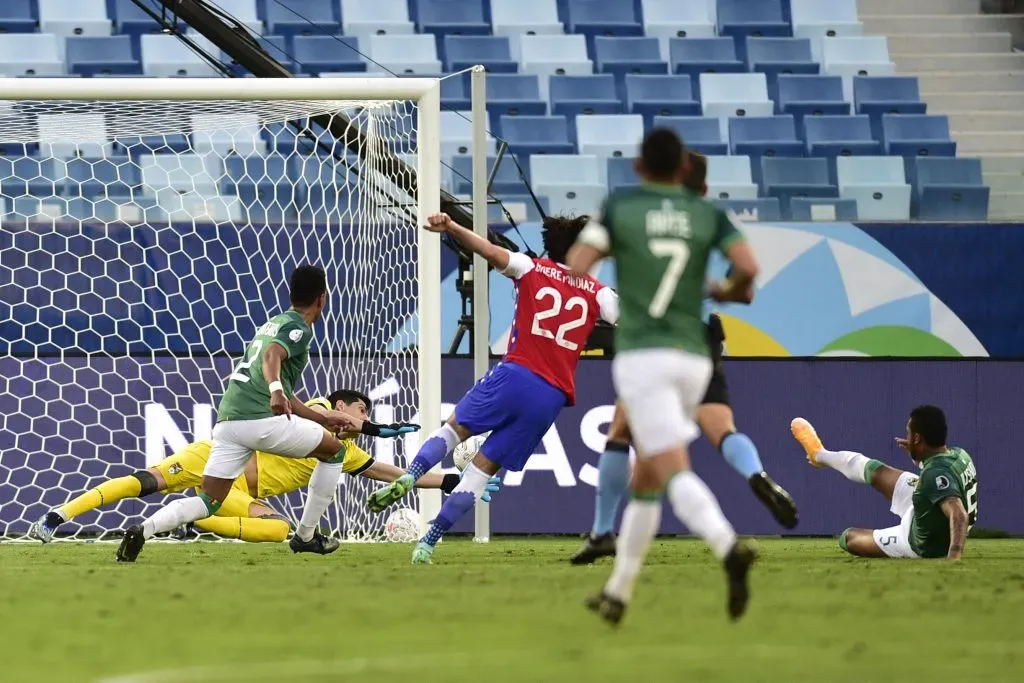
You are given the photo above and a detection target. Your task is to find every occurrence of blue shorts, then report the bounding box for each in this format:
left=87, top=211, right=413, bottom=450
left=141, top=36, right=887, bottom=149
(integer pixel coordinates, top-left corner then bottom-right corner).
left=453, top=362, right=567, bottom=472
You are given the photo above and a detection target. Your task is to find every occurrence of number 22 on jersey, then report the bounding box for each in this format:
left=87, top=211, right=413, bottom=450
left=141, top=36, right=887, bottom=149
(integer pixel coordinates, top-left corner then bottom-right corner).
left=530, top=286, right=589, bottom=351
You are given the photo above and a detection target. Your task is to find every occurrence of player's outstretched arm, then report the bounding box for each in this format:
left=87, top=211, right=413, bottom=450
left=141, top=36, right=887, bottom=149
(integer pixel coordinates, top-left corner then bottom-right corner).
left=423, top=213, right=511, bottom=271
left=941, top=496, right=970, bottom=561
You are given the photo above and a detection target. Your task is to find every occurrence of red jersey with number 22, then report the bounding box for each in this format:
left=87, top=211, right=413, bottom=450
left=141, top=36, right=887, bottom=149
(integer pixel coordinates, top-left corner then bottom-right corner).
left=502, top=253, right=619, bottom=405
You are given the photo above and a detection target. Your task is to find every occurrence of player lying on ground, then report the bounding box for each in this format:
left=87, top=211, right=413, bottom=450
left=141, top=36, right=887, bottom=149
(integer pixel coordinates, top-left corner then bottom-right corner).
left=791, top=405, right=976, bottom=560
left=31, top=390, right=499, bottom=544
left=116, top=266, right=419, bottom=563
left=365, top=213, right=619, bottom=564
left=568, top=129, right=760, bottom=625
left=571, top=152, right=797, bottom=566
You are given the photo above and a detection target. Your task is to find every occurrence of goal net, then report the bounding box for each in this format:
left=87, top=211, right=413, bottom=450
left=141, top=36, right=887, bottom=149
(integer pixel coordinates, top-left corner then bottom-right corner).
left=0, top=78, right=442, bottom=542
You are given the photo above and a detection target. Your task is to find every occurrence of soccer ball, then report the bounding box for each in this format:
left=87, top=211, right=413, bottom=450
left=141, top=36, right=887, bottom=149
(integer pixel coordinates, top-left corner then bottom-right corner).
left=453, top=434, right=487, bottom=471
left=384, top=507, right=420, bottom=543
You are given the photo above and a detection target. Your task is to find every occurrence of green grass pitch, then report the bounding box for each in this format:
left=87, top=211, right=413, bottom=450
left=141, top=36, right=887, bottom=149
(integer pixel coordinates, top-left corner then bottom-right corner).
left=2, top=538, right=1022, bottom=682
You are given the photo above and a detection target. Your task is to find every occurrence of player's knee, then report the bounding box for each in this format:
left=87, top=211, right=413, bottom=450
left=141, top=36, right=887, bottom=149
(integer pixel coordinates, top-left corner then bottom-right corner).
left=131, top=470, right=161, bottom=497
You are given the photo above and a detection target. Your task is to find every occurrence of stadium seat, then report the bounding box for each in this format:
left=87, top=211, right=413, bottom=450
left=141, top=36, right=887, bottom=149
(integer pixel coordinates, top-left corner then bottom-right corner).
left=566, top=0, right=643, bottom=54
left=853, top=76, right=928, bottom=141
left=653, top=116, right=728, bottom=156
left=265, top=0, right=341, bottom=38
left=804, top=116, right=882, bottom=157
left=715, top=197, right=782, bottom=221
left=775, top=75, right=850, bottom=135
left=532, top=154, right=605, bottom=211
left=291, top=36, right=365, bottom=75
left=141, top=34, right=219, bottom=77
left=66, top=36, right=140, bottom=76
left=444, top=36, right=517, bottom=73
left=441, top=110, right=497, bottom=158
left=230, top=35, right=292, bottom=73
left=219, top=154, right=296, bottom=222
left=730, top=116, right=804, bottom=159
left=791, top=0, right=863, bottom=47
left=0, top=34, right=64, bottom=77
left=882, top=114, right=956, bottom=158
left=594, top=37, right=669, bottom=94
left=837, top=156, right=912, bottom=221
left=717, top=0, right=791, bottom=62
left=500, top=115, right=575, bottom=156
left=701, top=74, right=775, bottom=137
left=912, top=157, right=990, bottom=220
left=191, top=114, right=265, bottom=157
left=746, top=38, right=820, bottom=100
left=485, top=74, right=548, bottom=128
left=705, top=155, right=758, bottom=200
left=670, top=38, right=745, bottom=99
left=367, top=34, right=441, bottom=74
left=416, top=0, right=490, bottom=57
left=550, top=75, right=623, bottom=118
left=519, top=35, right=593, bottom=95
left=544, top=184, right=606, bottom=215
left=641, top=0, right=716, bottom=57
left=37, top=113, right=114, bottom=159
left=607, top=156, right=640, bottom=190
left=340, top=0, right=415, bottom=44
left=38, top=0, right=112, bottom=38
left=139, top=154, right=221, bottom=196
left=491, top=0, right=564, bottom=49
left=56, top=156, right=141, bottom=198
left=822, top=37, right=895, bottom=100
left=0, top=0, right=38, bottom=34
left=576, top=115, right=644, bottom=158
left=0, top=157, right=59, bottom=198
left=625, top=75, right=701, bottom=128
left=112, top=0, right=182, bottom=37
left=790, top=197, right=859, bottom=221
left=761, top=157, right=838, bottom=219
left=450, top=155, right=530, bottom=195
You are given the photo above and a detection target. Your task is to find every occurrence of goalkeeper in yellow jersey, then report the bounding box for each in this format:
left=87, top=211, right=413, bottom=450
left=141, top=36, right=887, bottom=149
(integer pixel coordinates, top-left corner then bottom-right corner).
left=30, top=389, right=499, bottom=544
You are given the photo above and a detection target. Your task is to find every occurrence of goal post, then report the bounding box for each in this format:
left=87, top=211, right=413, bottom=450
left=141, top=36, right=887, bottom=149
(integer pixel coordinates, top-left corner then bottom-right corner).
left=0, top=76, right=443, bottom=541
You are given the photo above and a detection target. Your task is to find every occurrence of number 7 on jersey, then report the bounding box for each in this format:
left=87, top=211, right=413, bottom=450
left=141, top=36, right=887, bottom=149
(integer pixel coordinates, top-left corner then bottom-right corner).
left=647, top=238, right=690, bottom=319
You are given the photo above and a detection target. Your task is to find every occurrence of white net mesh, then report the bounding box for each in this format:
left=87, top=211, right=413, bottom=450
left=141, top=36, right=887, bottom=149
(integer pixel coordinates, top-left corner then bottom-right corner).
left=0, top=96, right=426, bottom=541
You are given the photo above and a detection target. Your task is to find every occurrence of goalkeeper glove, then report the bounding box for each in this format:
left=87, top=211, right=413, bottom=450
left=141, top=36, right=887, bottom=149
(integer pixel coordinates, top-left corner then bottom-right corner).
left=440, top=473, right=501, bottom=503
left=360, top=421, right=420, bottom=438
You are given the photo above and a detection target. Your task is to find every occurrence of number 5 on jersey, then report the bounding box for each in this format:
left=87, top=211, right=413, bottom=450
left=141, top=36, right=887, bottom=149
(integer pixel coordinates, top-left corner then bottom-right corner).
left=648, top=239, right=690, bottom=319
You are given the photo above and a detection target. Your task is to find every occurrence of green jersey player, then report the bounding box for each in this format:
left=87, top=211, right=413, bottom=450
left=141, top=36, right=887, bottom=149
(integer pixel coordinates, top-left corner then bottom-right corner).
left=792, top=405, right=975, bottom=560
left=116, top=265, right=420, bottom=562
left=568, top=129, right=761, bottom=626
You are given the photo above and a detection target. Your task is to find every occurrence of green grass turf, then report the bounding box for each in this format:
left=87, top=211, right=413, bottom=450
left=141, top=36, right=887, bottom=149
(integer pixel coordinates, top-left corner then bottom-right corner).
left=1, top=538, right=1023, bottom=682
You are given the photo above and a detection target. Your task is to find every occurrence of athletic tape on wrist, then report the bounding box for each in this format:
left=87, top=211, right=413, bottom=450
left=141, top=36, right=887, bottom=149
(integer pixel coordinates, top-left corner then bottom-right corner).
left=268, top=380, right=284, bottom=394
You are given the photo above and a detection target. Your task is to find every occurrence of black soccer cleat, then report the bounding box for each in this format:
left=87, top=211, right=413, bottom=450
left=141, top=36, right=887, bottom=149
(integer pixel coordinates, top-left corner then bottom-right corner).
left=723, top=541, right=757, bottom=621
left=116, top=524, right=146, bottom=563
left=289, top=529, right=340, bottom=555
left=569, top=532, right=616, bottom=565
left=584, top=591, right=627, bottom=627
left=749, top=472, right=799, bottom=530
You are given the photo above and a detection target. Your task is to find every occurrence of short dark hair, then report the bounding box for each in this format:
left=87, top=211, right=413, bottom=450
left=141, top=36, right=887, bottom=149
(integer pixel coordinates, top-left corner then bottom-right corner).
left=327, top=388, right=372, bottom=411
left=910, top=405, right=947, bottom=447
left=640, top=128, right=686, bottom=182
left=683, top=151, right=707, bottom=194
left=542, top=214, right=589, bottom=264
left=290, top=265, right=327, bottom=307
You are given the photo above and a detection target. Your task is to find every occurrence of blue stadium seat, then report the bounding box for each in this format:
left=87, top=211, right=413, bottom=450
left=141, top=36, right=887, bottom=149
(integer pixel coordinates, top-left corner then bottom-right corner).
left=0, top=0, right=37, bottom=34
left=789, top=197, right=859, bottom=221
left=550, top=75, right=623, bottom=118
left=607, top=156, right=640, bottom=190
left=519, top=35, right=593, bottom=92
left=445, top=36, right=517, bottom=72
left=577, top=114, right=644, bottom=158
left=113, top=133, right=192, bottom=159
left=500, top=115, right=575, bottom=156
left=292, top=36, right=364, bottom=75
left=912, top=157, right=990, bottom=220
left=566, top=0, right=643, bottom=54
left=730, top=116, right=804, bottom=159
left=442, top=110, right=497, bottom=158
left=38, top=112, right=114, bottom=159
left=854, top=76, right=928, bottom=140
left=0, top=34, right=64, bottom=77
left=367, top=34, right=441, bottom=74
left=416, top=0, right=490, bottom=58
left=701, top=74, right=774, bottom=136
left=715, top=197, right=782, bottom=221
left=775, top=75, right=850, bottom=135
left=717, top=0, right=791, bottom=62
left=450, top=155, right=530, bottom=195
left=822, top=37, right=895, bottom=100
left=139, top=154, right=221, bottom=196
left=594, top=37, right=668, bottom=93
left=487, top=194, right=550, bottom=223
left=761, top=157, right=838, bottom=219
left=141, top=34, right=221, bottom=77
left=56, top=156, right=140, bottom=198
left=791, top=0, right=863, bottom=43
left=531, top=153, right=602, bottom=189
left=220, top=154, right=297, bottom=223
left=804, top=116, right=882, bottom=157
left=544, top=184, right=607, bottom=215
left=705, top=155, right=758, bottom=200
left=112, top=0, right=181, bottom=37
left=485, top=74, right=548, bottom=128
left=341, top=0, right=415, bottom=44
left=653, top=116, right=728, bottom=156
left=642, top=0, right=716, bottom=54
left=265, top=0, right=340, bottom=38
left=491, top=0, right=564, bottom=46
left=746, top=38, right=820, bottom=100
left=625, top=75, right=701, bottom=128
left=837, top=156, right=912, bottom=221
left=39, top=0, right=112, bottom=38
left=192, top=114, right=265, bottom=156
left=0, top=157, right=59, bottom=197
left=882, top=114, right=956, bottom=158
left=66, top=36, right=140, bottom=76
left=670, top=38, right=745, bottom=99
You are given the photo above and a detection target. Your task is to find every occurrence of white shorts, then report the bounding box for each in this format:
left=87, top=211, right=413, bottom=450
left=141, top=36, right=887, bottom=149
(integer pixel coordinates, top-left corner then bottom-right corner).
left=205, top=415, right=325, bottom=480
left=871, top=471, right=921, bottom=559
left=612, top=348, right=713, bottom=457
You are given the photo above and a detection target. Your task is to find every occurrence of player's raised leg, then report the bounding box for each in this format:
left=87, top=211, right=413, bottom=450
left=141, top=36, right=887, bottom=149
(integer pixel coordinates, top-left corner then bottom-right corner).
left=366, top=419, right=467, bottom=513
left=791, top=417, right=903, bottom=496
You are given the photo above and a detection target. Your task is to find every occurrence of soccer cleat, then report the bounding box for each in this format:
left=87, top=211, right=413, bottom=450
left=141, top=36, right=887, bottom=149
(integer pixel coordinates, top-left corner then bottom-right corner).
left=366, top=473, right=415, bottom=513
left=411, top=541, right=434, bottom=565
left=584, top=591, right=626, bottom=627
left=289, top=529, right=340, bottom=555
left=748, top=473, right=799, bottom=530
left=170, top=522, right=197, bottom=541
left=723, top=541, right=757, bottom=621
left=569, top=532, right=616, bottom=565
left=116, top=524, right=146, bottom=563
left=790, top=417, right=825, bottom=467
left=28, top=511, right=63, bottom=543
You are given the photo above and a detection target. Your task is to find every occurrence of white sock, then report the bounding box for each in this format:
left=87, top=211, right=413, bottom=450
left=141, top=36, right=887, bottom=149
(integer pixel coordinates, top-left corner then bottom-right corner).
left=816, top=449, right=870, bottom=484
left=667, top=471, right=737, bottom=561
left=295, top=460, right=343, bottom=542
left=141, top=497, right=210, bottom=539
left=603, top=498, right=661, bottom=603
left=453, top=462, right=491, bottom=497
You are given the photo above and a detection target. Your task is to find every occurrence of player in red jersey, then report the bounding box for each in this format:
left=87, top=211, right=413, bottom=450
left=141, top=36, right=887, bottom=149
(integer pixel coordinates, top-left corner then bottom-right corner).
left=367, top=213, right=618, bottom=563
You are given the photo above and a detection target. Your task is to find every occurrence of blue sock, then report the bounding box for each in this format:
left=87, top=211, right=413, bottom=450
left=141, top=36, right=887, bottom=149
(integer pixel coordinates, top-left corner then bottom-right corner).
left=407, top=425, right=458, bottom=481
left=592, top=440, right=631, bottom=536
left=421, top=491, right=475, bottom=547
left=720, top=432, right=764, bottom=479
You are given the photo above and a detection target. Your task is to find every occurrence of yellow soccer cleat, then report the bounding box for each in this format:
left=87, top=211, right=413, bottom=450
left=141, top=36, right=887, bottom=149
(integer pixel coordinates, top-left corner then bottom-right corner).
left=790, top=418, right=825, bottom=468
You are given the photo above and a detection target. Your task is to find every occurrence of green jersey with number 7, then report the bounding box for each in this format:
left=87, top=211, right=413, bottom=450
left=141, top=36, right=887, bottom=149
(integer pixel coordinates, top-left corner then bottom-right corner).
left=217, top=309, right=313, bottom=421
left=582, top=185, right=745, bottom=355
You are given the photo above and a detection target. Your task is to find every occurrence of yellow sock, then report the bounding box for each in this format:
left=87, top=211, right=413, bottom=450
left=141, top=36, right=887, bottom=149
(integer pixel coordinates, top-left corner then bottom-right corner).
left=59, top=475, right=142, bottom=520
left=195, top=516, right=290, bottom=543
